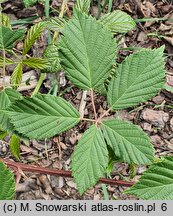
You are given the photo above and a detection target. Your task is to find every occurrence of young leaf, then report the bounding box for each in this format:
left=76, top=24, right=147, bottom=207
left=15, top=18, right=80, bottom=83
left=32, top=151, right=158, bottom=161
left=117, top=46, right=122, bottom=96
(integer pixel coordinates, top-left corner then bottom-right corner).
left=0, top=161, right=15, bottom=200
left=0, top=13, right=11, bottom=28
left=7, top=94, right=80, bottom=139
left=72, top=125, right=108, bottom=194
left=0, top=26, right=24, bottom=50
left=125, top=157, right=173, bottom=200
left=10, top=134, right=20, bottom=160
left=100, top=10, right=136, bottom=33
left=47, top=17, right=66, bottom=33
left=10, top=63, right=23, bottom=88
left=0, top=130, right=8, bottom=139
left=22, top=22, right=46, bottom=55
left=75, top=0, right=91, bottom=14
left=101, top=119, right=154, bottom=165
left=22, top=57, right=48, bottom=69
left=43, top=44, right=61, bottom=73
left=0, top=56, right=14, bottom=67
left=23, top=0, right=37, bottom=7
left=107, top=47, right=165, bottom=110
left=59, top=9, right=116, bottom=90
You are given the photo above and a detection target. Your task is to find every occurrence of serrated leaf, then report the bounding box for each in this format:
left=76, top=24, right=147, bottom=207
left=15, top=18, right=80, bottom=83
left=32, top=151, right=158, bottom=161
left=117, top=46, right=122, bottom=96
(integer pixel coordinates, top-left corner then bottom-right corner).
left=0, top=26, right=24, bottom=50
left=101, top=119, right=154, bottom=165
left=0, top=13, right=11, bottom=28
left=47, top=17, right=66, bottom=33
left=100, top=10, right=136, bottom=33
left=125, top=157, right=173, bottom=200
left=59, top=9, right=116, bottom=90
left=0, top=56, right=14, bottom=67
left=10, top=134, right=20, bottom=160
left=75, top=0, right=91, bottom=14
left=0, top=88, right=23, bottom=132
left=10, top=63, right=23, bottom=88
left=22, top=57, right=48, bottom=69
left=72, top=125, right=108, bottom=194
left=0, top=161, right=15, bottom=200
left=23, top=22, right=46, bottom=55
left=23, top=0, right=38, bottom=7
left=43, top=44, right=61, bottom=73
left=7, top=94, right=80, bottom=139
left=107, top=47, right=165, bottom=110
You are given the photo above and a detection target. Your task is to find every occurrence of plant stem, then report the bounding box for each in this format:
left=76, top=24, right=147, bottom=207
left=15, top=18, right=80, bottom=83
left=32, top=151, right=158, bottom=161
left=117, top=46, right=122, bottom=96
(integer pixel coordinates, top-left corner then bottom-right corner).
left=90, top=90, right=97, bottom=121
left=81, top=118, right=95, bottom=122
left=2, top=49, right=6, bottom=88
left=1, top=158, right=135, bottom=187
left=31, top=73, right=45, bottom=97
left=98, top=107, right=112, bottom=122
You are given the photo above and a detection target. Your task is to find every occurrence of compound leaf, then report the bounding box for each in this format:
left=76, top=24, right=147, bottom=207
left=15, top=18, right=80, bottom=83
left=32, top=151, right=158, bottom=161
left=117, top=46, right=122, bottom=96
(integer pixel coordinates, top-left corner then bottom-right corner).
left=43, top=44, right=61, bottom=73
left=9, top=134, right=20, bottom=161
left=107, top=46, right=165, bottom=110
left=0, top=26, right=24, bottom=50
left=100, top=10, right=136, bottom=33
left=22, top=57, right=48, bottom=69
left=125, top=157, right=173, bottom=200
left=75, top=0, right=91, bottom=14
left=72, top=125, right=108, bottom=194
left=10, top=63, right=23, bottom=88
left=0, top=161, right=15, bottom=200
left=59, top=9, right=116, bottom=90
left=101, top=119, right=154, bottom=165
left=23, top=21, right=46, bottom=55
left=7, top=94, right=80, bottom=139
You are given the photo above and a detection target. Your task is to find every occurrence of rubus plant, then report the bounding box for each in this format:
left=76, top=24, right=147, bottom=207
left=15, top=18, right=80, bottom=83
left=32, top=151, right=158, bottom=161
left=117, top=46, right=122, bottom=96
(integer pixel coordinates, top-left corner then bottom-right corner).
left=0, top=0, right=172, bottom=200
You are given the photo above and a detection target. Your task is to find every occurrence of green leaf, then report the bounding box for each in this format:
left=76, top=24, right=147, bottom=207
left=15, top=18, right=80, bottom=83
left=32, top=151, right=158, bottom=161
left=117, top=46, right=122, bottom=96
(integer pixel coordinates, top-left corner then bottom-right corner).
left=59, top=9, right=116, bottom=90
left=22, top=57, right=48, bottom=69
left=0, top=88, right=23, bottom=132
left=0, top=26, right=24, bottom=50
left=0, top=13, right=11, bottom=28
left=107, top=47, right=165, bottom=110
left=7, top=94, right=80, bottom=139
left=72, top=125, right=108, bottom=194
left=0, top=130, right=8, bottom=139
left=43, top=44, right=61, bottom=73
left=0, top=161, right=15, bottom=200
left=101, top=119, right=154, bottom=165
left=23, top=0, right=38, bottom=7
left=100, top=10, right=136, bottom=33
left=163, top=84, right=173, bottom=93
left=22, top=22, right=46, bottom=55
left=10, top=63, right=23, bottom=88
left=10, top=134, right=20, bottom=160
left=75, top=0, right=91, bottom=14
left=125, top=157, right=173, bottom=200
left=47, top=17, right=66, bottom=33
left=0, top=56, right=14, bottom=67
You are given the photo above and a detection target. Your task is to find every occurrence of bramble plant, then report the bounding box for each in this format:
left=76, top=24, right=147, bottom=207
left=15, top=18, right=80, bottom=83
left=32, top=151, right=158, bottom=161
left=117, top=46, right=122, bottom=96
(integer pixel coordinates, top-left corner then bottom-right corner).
left=0, top=0, right=172, bottom=200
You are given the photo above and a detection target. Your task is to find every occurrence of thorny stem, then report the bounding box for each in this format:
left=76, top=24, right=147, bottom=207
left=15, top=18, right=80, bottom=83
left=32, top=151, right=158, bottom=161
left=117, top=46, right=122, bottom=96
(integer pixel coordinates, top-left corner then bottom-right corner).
left=90, top=90, right=97, bottom=121
left=1, top=158, right=135, bottom=187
